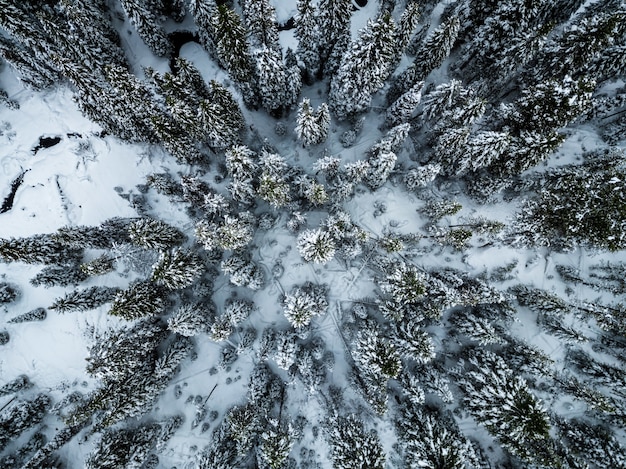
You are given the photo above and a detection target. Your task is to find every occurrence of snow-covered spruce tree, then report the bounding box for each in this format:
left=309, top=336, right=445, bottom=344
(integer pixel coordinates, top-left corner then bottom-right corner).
left=8, top=307, right=47, bottom=324
left=80, top=255, right=116, bottom=277
left=282, top=283, right=328, bottom=330
left=388, top=15, right=459, bottom=104
left=295, top=98, right=330, bottom=146
left=119, top=0, right=171, bottom=56
left=195, top=212, right=255, bottom=251
left=167, top=303, right=212, bottom=336
left=257, top=418, right=295, bottom=469
left=556, top=417, right=626, bottom=468
left=385, top=81, right=423, bottom=128
left=297, top=228, right=336, bottom=264
left=210, top=299, right=254, bottom=342
left=514, top=155, right=626, bottom=251
left=209, top=5, right=258, bottom=108
left=0, top=394, right=51, bottom=452
left=109, top=280, right=167, bottom=320
left=329, top=11, right=397, bottom=120
left=353, top=325, right=402, bottom=382
left=151, top=248, right=204, bottom=290
left=241, top=0, right=280, bottom=51
left=225, top=145, right=258, bottom=202
left=85, top=415, right=182, bottom=469
left=328, top=415, right=385, bottom=469
left=258, top=151, right=292, bottom=208
left=396, top=403, right=478, bottom=469
left=221, top=252, right=265, bottom=290
left=0, top=374, right=32, bottom=397
left=49, top=286, right=121, bottom=313
left=318, top=0, right=352, bottom=75
left=253, top=45, right=299, bottom=115
left=0, top=234, right=82, bottom=265
left=364, top=123, right=410, bottom=190
left=459, top=350, right=558, bottom=466
left=392, top=317, right=436, bottom=364
left=404, top=163, right=441, bottom=191
left=29, top=264, right=86, bottom=288
left=295, top=0, right=321, bottom=82
left=0, top=281, right=18, bottom=303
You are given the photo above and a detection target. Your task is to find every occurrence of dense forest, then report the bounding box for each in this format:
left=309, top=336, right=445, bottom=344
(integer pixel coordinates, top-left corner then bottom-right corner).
left=0, top=0, right=626, bottom=467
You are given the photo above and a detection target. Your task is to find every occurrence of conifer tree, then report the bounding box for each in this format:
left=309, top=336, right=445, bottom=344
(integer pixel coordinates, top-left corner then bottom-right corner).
left=221, top=253, right=265, bottom=290
left=459, top=350, right=557, bottom=466
left=282, top=283, right=328, bottom=329
left=329, top=415, right=385, bottom=469
left=128, top=218, right=186, bottom=251
left=389, top=16, right=460, bottom=104
left=0, top=374, right=32, bottom=397
left=119, top=0, right=171, bottom=56
left=196, top=212, right=255, bottom=251
left=50, top=286, right=121, bottom=313
left=254, top=46, right=292, bottom=114
left=295, top=98, right=330, bottom=146
left=0, top=234, right=82, bottom=265
left=8, top=308, right=47, bottom=324
left=151, top=248, right=204, bottom=290
left=242, top=0, right=281, bottom=50
left=0, top=282, right=18, bottom=303
left=258, top=151, right=291, bottom=208
left=109, top=281, right=167, bottom=320
left=0, top=394, right=51, bottom=452
left=318, top=0, right=353, bottom=75
left=210, top=5, right=258, bottom=108
left=385, top=81, right=423, bottom=128
left=225, top=145, right=259, bottom=204
left=257, top=418, right=295, bottom=469
left=297, top=229, right=336, bottom=264
left=168, top=303, right=211, bottom=336
left=329, top=12, right=398, bottom=120
left=295, top=0, right=321, bottom=81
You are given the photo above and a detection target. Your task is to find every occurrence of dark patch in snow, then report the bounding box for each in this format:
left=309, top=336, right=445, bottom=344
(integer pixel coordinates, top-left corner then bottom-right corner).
left=0, top=170, right=28, bottom=214
left=169, top=31, right=200, bottom=70
left=354, top=0, right=367, bottom=7
left=278, top=17, right=295, bottom=31
left=32, top=136, right=62, bottom=154
left=66, top=132, right=83, bottom=138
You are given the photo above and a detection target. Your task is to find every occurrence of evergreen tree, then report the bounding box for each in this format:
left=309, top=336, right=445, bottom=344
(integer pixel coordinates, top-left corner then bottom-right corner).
left=396, top=404, right=477, bottom=469
left=221, top=253, right=265, bottom=290
left=0, top=394, right=51, bottom=452
left=80, top=255, right=116, bottom=277
left=225, top=145, right=259, bottom=204
left=459, top=350, right=557, bottom=466
left=50, top=286, right=121, bottom=313
left=151, top=248, right=204, bottom=290
left=128, top=218, right=186, bottom=251
left=109, top=281, right=167, bottom=320
left=258, top=151, right=291, bottom=208
left=397, top=2, right=422, bottom=55
left=295, top=0, right=321, bottom=81
left=257, top=418, right=295, bottom=469
left=210, top=5, right=258, bottom=108
left=295, top=98, right=330, bottom=146
left=504, top=75, right=595, bottom=133
left=196, top=212, right=255, bottom=251
left=297, top=229, right=336, bottom=264
left=353, top=326, right=402, bottom=381
left=254, top=46, right=291, bottom=114
left=282, top=283, right=328, bottom=329
left=0, top=374, right=32, bottom=397
left=0, top=234, right=82, bottom=265
left=29, top=264, right=87, bottom=288
left=168, top=303, right=211, bottom=336
left=242, top=0, right=280, bottom=50
left=119, top=0, right=171, bottom=56
left=318, top=0, right=352, bottom=75
left=385, top=81, right=423, bottom=128
left=404, top=163, right=441, bottom=191
left=8, top=308, right=47, bottom=324
left=328, top=415, right=385, bottom=469
left=533, top=11, right=626, bottom=82
left=329, top=12, right=398, bottom=120
left=0, top=281, right=18, bottom=303
left=389, top=16, right=459, bottom=104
